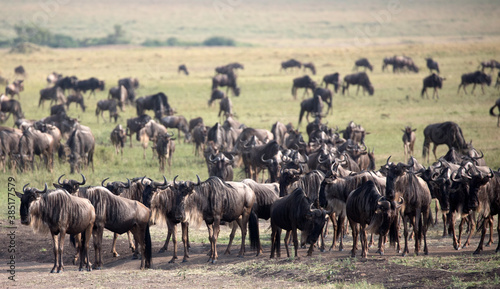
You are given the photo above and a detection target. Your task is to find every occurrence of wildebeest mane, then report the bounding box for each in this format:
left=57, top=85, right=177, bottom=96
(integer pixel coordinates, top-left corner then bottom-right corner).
left=150, top=187, right=177, bottom=226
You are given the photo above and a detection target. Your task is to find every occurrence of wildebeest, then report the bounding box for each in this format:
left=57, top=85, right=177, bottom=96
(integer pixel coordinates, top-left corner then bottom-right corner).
left=178, top=64, right=189, bottom=75
left=118, top=77, right=139, bottom=103
left=156, top=132, right=176, bottom=173
left=218, top=96, right=233, bottom=120
left=321, top=73, right=341, bottom=93
left=353, top=58, right=373, bottom=72
left=14, top=65, right=26, bottom=77
left=489, top=98, right=500, bottom=127
left=313, top=87, right=332, bottom=115
left=208, top=151, right=234, bottom=181
left=342, top=72, right=374, bottom=96
left=473, top=170, right=500, bottom=254
left=291, top=75, right=317, bottom=99
left=55, top=76, right=78, bottom=94
left=66, top=124, right=95, bottom=174
left=47, top=72, right=62, bottom=85
left=421, top=73, right=445, bottom=99
left=215, top=62, right=244, bottom=75
left=425, top=58, right=440, bottom=74
left=50, top=104, right=66, bottom=116
left=281, top=59, right=302, bottom=72
left=66, top=91, right=86, bottom=112
left=346, top=181, right=402, bottom=258
left=341, top=121, right=369, bottom=145
left=270, top=187, right=327, bottom=258
left=55, top=176, right=152, bottom=269
left=110, top=124, right=126, bottom=156
left=5, top=80, right=24, bottom=98
left=422, top=121, right=470, bottom=163
left=18, top=126, right=55, bottom=172
left=478, top=59, right=500, bottom=72
left=39, top=86, right=66, bottom=108
left=212, top=71, right=240, bottom=97
left=136, top=92, right=171, bottom=119
left=16, top=184, right=95, bottom=273
left=457, top=71, right=492, bottom=95
left=192, top=123, right=207, bottom=157
left=160, top=115, right=191, bottom=142
left=126, top=114, right=152, bottom=147
left=0, top=98, right=24, bottom=123
left=172, top=176, right=258, bottom=263
left=138, top=120, right=168, bottom=159
left=39, top=112, right=78, bottom=140
left=96, top=99, right=119, bottom=123
left=303, top=62, right=316, bottom=75
left=0, top=127, right=22, bottom=172
left=108, top=85, right=128, bottom=111
left=402, top=126, right=416, bottom=163
left=298, top=94, right=323, bottom=126
left=208, top=89, right=225, bottom=107
left=75, top=77, right=105, bottom=97
left=382, top=56, right=419, bottom=73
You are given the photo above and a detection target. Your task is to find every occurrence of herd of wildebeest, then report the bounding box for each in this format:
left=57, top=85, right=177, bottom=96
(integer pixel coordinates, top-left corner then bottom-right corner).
left=3, top=55, right=500, bottom=274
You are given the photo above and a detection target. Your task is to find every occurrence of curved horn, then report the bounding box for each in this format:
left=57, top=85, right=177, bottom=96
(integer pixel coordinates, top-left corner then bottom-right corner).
left=157, top=175, right=168, bottom=187
left=125, top=178, right=131, bottom=188
left=196, top=175, right=201, bottom=186
left=35, top=183, right=48, bottom=194
left=406, top=156, right=415, bottom=169
left=23, top=183, right=29, bottom=193
left=386, top=156, right=392, bottom=165
left=58, top=174, right=65, bottom=185
left=209, top=153, right=217, bottom=163
left=472, top=150, right=484, bottom=161
left=173, top=175, right=179, bottom=187
left=261, top=154, right=273, bottom=164
left=78, top=174, right=86, bottom=186
left=141, top=176, right=148, bottom=186
left=101, top=177, right=109, bottom=187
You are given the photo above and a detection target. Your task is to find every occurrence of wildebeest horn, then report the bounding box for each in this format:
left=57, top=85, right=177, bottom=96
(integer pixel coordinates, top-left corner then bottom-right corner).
left=209, top=153, right=217, bottom=163
left=34, top=183, right=48, bottom=194
left=156, top=175, right=168, bottom=187
left=396, top=196, right=404, bottom=208
left=405, top=156, right=415, bottom=169
left=261, top=154, right=273, bottom=164
left=173, top=175, right=179, bottom=187
left=58, top=174, right=65, bottom=185
left=78, top=174, right=86, bottom=186
left=318, top=153, right=328, bottom=164
left=472, top=150, right=484, bottom=161
left=386, top=156, right=392, bottom=165
left=101, top=177, right=109, bottom=187
left=196, top=175, right=201, bottom=186
left=23, top=183, right=29, bottom=193
left=141, top=176, right=148, bottom=186
left=125, top=178, right=131, bottom=188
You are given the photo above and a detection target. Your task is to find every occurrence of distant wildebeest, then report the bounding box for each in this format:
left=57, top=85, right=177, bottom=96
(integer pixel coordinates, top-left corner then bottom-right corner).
left=178, top=64, right=189, bottom=75
left=402, top=126, right=416, bottom=162
left=215, top=62, right=244, bottom=75
left=208, top=151, right=234, bottom=181
left=303, top=62, right=316, bottom=75
left=39, top=86, right=66, bottom=108
left=422, top=121, right=470, bottom=163
left=136, top=92, right=171, bottom=119
left=270, top=187, right=327, bottom=258
left=96, top=99, right=119, bottom=123
left=156, top=132, right=176, bottom=173
left=16, top=184, right=95, bottom=273
left=110, top=124, right=126, bottom=155
left=496, top=71, right=500, bottom=89
left=66, top=124, right=95, bottom=174
left=75, top=77, right=105, bottom=97
left=353, top=58, right=373, bottom=72
left=342, top=72, right=374, bottom=96
left=66, top=91, right=86, bottom=112
left=281, top=59, right=302, bottom=72
left=138, top=120, right=168, bottom=159
left=0, top=128, right=22, bottom=172
left=192, top=123, right=207, bottom=157
left=172, top=176, right=258, bottom=263
left=313, top=87, right=332, bottom=115
left=208, top=89, right=225, bottom=107
left=291, top=75, right=317, bottom=99
left=478, top=59, right=500, bottom=72
left=125, top=115, right=151, bottom=148
left=218, top=96, right=233, bottom=120
left=382, top=56, right=419, bottom=73
left=118, top=77, right=139, bottom=103
left=46, top=72, right=62, bottom=85
left=14, top=65, right=26, bottom=77
left=18, top=126, right=55, bottom=172
left=421, top=73, right=445, bottom=99
left=5, top=80, right=24, bottom=98
left=298, top=94, right=323, bottom=126
left=490, top=98, right=500, bottom=127
left=212, top=71, right=240, bottom=97
left=425, top=58, right=440, bottom=74
left=0, top=98, right=24, bottom=123
left=108, top=85, right=128, bottom=111
left=55, top=76, right=78, bottom=94
left=321, top=73, right=341, bottom=93
left=160, top=115, right=191, bottom=142
left=457, top=71, right=492, bottom=95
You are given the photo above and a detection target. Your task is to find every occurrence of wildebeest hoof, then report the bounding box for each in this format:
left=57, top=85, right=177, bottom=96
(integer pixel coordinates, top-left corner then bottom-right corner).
left=168, top=259, right=175, bottom=264
left=113, top=252, right=120, bottom=257
left=158, top=248, right=166, bottom=253
left=212, top=259, right=217, bottom=264
left=182, top=259, right=188, bottom=263
left=132, top=254, right=139, bottom=259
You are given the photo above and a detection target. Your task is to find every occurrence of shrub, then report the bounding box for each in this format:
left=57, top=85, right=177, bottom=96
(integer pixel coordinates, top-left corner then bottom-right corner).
left=202, top=36, right=236, bottom=46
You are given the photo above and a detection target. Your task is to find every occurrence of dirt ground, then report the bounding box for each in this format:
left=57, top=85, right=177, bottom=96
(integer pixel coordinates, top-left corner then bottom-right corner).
left=2, top=218, right=500, bottom=289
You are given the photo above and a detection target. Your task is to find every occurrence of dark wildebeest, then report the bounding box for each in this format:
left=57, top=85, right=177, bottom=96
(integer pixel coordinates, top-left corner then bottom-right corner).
left=55, top=176, right=152, bottom=269
left=457, top=71, right=492, bottom=95
left=402, top=126, right=416, bottom=163
left=478, top=59, right=500, bottom=72
left=208, top=151, right=234, bottom=181
left=321, top=73, right=341, bottom=93
left=55, top=76, right=78, bottom=94
left=172, top=176, right=258, bottom=263
left=385, top=157, right=433, bottom=256
left=110, top=124, right=126, bottom=156
left=156, top=132, right=176, bottom=173
left=421, top=73, right=445, bottom=99
left=496, top=71, right=500, bottom=89
left=212, top=71, right=240, bottom=97
left=126, top=114, right=152, bottom=147
left=96, top=99, right=119, bottom=123
left=218, top=96, right=233, bottom=120
left=160, top=115, right=191, bottom=142
left=47, top=72, right=62, bottom=85
left=473, top=170, right=500, bottom=254
left=422, top=121, right=470, bottom=163
left=18, top=126, right=55, bottom=172
left=0, top=128, right=22, bottom=172
left=342, top=72, right=374, bottom=96
left=138, top=120, right=168, bottom=159
left=50, top=104, right=66, bottom=116
left=313, top=87, right=332, bottom=115
left=118, top=77, right=139, bottom=103
left=271, top=121, right=288, bottom=147
left=178, top=64, right=189, bottom=75
left=215, top=63, right=244, bottom=75
left=108, top=85, right=128, bottom=111
left=66, top=91, right=86, bottom=112
left=5, top=80, right=24, bottom=99
left=353, top=58, right=373, bottom=72
left=291, top=75, right=317, bottom=99
left=66, top=125, right=95, bottom=174
left=281, top=59, right=302, bottom=72
left=489, top=98, right=500, bottom=127
left=207, top=122, right=226, bottom=150
left=346, top=180, right=402, bottom=259
left=298, top=94, right=323, bottom=126
left=425, top=58, right=440, bottom=74
left=270, top=187, right=327, bottom=258
left=0, top=99, right=24, bottom=123
left=192, top=123, right=207, bottom=157
left=75, top=77, right=105, bottom=97
left=189, top=117, right=204, bottom=132
left=208, top=89, right=225, bottom=107
left=39, top=86, right=66, bottom=108
left=14, top=65, right=26, bottom=77
left=303, top=62, right=316, bottom=75
left=16, top=184, right=95, bottom=273
left=136, top=92, right=171, bottom=119
left=341, top=121, right=369, bottom=145
left=39, top=112, right=78, bottom=140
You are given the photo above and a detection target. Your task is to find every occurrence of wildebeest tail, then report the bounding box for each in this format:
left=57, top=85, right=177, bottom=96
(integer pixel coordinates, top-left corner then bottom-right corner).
left=298, top=107, right=305, bottom=126
left=388, top=217, right=399, bottom=248
left=95, top=106, right=100, bottom=116
left=70, top=234, right=76, bottom=248
left=248, top=210, right=260, bottom=250
left=291, top=85, right=296, bottom=98
left=489, top=104, right=499, bottom=116
left=144, top=223, right=152, bottom=268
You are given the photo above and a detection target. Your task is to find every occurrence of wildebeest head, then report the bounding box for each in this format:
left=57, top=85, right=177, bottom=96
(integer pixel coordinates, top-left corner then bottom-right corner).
left=141, top=176, right=169, bottom=208
left=384, top=156, right=414, bottom=201
left=15, top=183, right=48, bottom=225
left=172, top=175, right=201, bottom=222
left=54, top=174, right=86, bottom=194
left=366, top=197, right=403, bottom=236
left=460, top=163, right=494, bottom=211
left=303, top=204, right=327, bottom=245
left=101, top=177, right=131, bottom=196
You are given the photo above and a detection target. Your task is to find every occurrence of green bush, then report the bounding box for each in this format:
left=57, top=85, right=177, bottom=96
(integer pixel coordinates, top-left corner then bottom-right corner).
left=202, top=36, right=236, bottom=46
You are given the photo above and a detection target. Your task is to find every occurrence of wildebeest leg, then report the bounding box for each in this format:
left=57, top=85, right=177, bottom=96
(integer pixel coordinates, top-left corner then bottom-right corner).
left=131, top=224, right=149, bottom=269
left=457, top=217, right=465, bottom=249
left=225, top=220, right=239, bottom=255
left=471, top=83, right=477, bottom=95
left=368, top=233, right=374, bottom=247
left=81, top=225, right=93, bottom=272
left=284, top=230, right=291, bottom=257
left=451, top=212, right=460, bottom=250
left=462, top=213, right=475, bottom=248
left=402, top=216, right=410, bottom=256
left=181, top=222, right=190, bottom=262
left=473, top=215, right=488, bottom=255
left=212, top=219, right=221, bottom=263
left=349, top=219, right=358, bottom=258
left=57, top=230, right=67, bottom=273
left=422, top=209, right=429, bottom=255
left=432, top=143, right=438, bottom=161
left=360, top=226, right=368, bottom=259
left=291, top=227, right=300, bottom=257
left=434, top=199, right=439, bottom=225
left=168, top=220, right=178, bottom=263
left=414, top=209, right=421, bottom=255
left=206, top=222, right=215, bottom=262
left=159, top=223, right=173, bottom=253
left=50, top=233, right=60, bottom=273
left=72, top=234, right=81, bottom=265
left=376, top=234, right=385, bottom=255
left=495, top=218, right=500, bottom=253
left=356, top=85, right=360, bottom=96
left=486, top=216, right=494, bottom=246
left=92, top=226, right=104, bottom=269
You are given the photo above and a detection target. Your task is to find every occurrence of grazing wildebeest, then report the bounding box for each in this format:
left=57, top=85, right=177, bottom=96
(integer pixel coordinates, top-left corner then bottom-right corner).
left=478, top=59, right=500, bottom=72
left=138, top=120, right=168, bottom=159
left=55, top=176, right=152, bottom=270
left=47, top=72, right=62, bottom=85
left=0, top=98, right=24, bottom=123
left=298, top=94, right=323, bottom=126
left=156, top=132, right=176, bottom=173
left=96, top=99, right=119, bottom=123
left=208, top=89, right=225, bottom=107
left=422, top=121, right=470, bottom=163
left=382, top=56, right=419, bottom=73
left=425, top=58, right=440, bottom=74
left=75, top=77, right=105, bottom=97
left=457, top=71, right=492, bottom=95
left=108, top=85, right=127, bottom=111
left=66, top=91, right=86, bottom=112
left=136, top=92, right=171, bottom=119
left=178, top=64, right=189, bottom=75
left=5, top=80, right=24, bottom=98
left=321, top=72, right=341, bottom=93
left=0, top=128, right=22, bottom=172
left=39, top=86, right=66, bottom=108
left=18, top=126, right=55, bottom=172
left=402, top=126, right=416, bottom=163
left=313, top=87, right=332, bottom=115
left=160, top=115, right=191, bottom=142
left=14, top=65, right=26, bottom=77
left=489, top=98, right=500, bottom=127
left=192, top=123, right=207, bottom=157
left=346, top=181, right=402, bottom=259
left=303, top=62, right=316, bottom=75
left=215, top=63, right=244, bottom=75
left=55, top=76, right=78, bottom=94
left=110, top=124, right=126, bottom=155
left=281, top=59, right=302, bottom=72
left=16, top=184, right=95, bottom=273
left=126, top=114, right=152, bottom=147
left=66, top=124, right=95, bottom=174
left=342, top=72, right=374, bottom=96
left=291, top=75, right=317, bottom=99
left=270, top=187, right=327, bottom=258
left=421, top=73, right=445, bottom=99
left=353, top=58, right=373, bottom=72
left=172, top=176, right=258, bottom=263
left=218, top=96, right=233, bottom=120
left=212, top=71, right=240, bottom=97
